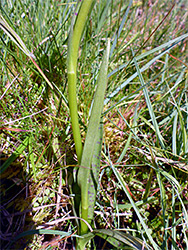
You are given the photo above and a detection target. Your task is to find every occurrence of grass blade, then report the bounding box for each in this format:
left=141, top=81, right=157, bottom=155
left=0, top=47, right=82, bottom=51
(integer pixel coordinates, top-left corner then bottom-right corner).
left=0, top=136, right=29, bottom=174
left=8, top=229, right=72, bottom=248
left=0, top=13, right=68, bottom=109
left=94, top=229, right=152, bottom=250
left=133, top=52, right=165, bottom=149
left=116, top=104, right=139, bottom=163
left=110, top=0, right=133, bottom=57
left=108, top=33, right=188, bottom=79
left=0, top=13, right=34, bottom=58
left=110, top=163, right=160, bottom=250
left=105, top=33, right=188, bottom=104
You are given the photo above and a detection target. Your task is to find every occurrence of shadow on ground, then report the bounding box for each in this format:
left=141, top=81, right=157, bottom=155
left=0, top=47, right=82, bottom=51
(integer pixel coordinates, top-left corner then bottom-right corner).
left=0, top=154, right=35, bottom=249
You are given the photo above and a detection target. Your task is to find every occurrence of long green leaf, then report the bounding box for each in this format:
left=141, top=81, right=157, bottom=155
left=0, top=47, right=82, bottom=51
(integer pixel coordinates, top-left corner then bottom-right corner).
left=8, top=229, right=72, bottom=248
left=93, top=229, right=152, bottom=250
left=0, top=13, right=34, bottom=58
left=77, top=38, right=110, bottom=235
left=78, top=229, right=152, bottom=250
left=14, top=229, right=71, bottom=239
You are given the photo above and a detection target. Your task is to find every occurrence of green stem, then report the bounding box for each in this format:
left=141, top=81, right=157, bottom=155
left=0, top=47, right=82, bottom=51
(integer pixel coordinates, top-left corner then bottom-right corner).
left=67, top=0, right=95, bottom=163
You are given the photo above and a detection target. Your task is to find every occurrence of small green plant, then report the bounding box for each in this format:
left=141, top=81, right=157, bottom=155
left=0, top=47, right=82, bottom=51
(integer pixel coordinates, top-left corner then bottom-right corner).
left=67, top=1, right=154, bottom=249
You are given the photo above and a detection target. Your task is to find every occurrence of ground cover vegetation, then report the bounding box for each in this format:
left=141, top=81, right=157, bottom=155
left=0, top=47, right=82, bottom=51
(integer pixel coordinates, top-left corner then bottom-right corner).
left=0, top=0, right=188, bottom=249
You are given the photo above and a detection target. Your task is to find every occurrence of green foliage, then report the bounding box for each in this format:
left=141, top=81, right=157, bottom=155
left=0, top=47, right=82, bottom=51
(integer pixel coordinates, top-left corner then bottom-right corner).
left=0, top=0, right=187, bottom=249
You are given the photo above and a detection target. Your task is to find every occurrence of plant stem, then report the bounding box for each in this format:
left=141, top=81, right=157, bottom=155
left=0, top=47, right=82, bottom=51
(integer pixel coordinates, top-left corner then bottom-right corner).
left=67, top=0, right=95, bottom=163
